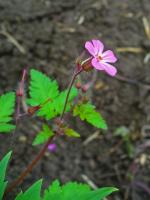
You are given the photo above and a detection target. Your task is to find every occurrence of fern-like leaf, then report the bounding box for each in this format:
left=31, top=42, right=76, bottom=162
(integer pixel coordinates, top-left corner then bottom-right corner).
left=43, top=180, right=118, bottom=200
left=0, top=92, right=16, bottom=133
left=64, top=128, right=80, bottom=138
left=33, top=124, right=54, bottom=146
left=28, top=69, right=77, bottom=120
left=0, top=151, right=12, bottom=200
left=73, top=103, right=107, bottom=130
left=15, top=180, right=42, bottom=200
left=28, top=69, right=59, bottom=106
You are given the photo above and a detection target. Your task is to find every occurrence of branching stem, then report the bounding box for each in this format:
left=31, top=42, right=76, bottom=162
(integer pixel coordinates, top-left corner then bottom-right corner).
left=6, top=66, right=82, bottom=195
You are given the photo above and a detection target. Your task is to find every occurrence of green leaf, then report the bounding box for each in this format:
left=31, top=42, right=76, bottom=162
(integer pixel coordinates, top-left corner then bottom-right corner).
left=52, top=87, right=77, bottom=115
left=43, top=180, right=118, bottom=200
left=73, top=103, right=107, bottom=130
left=33, top=124, right=54, bottom=146
left=15, top=180, right=42, bottom=200
left=114, top=126, right=135, bottom=158
left=43, top=180, right=91, bottom=200
left=0, top=92, right=16, bottom=133
left=28, top=69, right=59, bottom=106
left=64, top=128, right=80, bottom=138
left=0, top=151, right=12, bottom=200
left=0, top=124, right=15, bottom=133
left=43, top=180, right=62, bottom=200
left=38, top=87, right=77, bottom=120
left=28, top=69, right=78, bottom=120
left=84, top=187, right=118, bottom=200
left=114, top=126, right=129, bottom=138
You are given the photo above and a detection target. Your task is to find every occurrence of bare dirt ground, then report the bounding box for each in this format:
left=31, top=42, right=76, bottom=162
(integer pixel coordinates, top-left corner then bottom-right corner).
left=0, top=0, right=150, bottom=199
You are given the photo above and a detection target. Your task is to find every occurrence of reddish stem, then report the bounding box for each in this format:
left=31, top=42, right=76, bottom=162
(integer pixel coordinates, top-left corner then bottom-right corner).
left=15, top=69, right=27, bottom=123
left=6, top=67, right=82, bottom=195
left=6, top=136, right=54, bottom=194
left=60, top=68, right=83, bottom=120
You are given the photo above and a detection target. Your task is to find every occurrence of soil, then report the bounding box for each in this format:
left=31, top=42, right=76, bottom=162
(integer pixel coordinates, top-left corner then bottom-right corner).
left=0, top=0, right=150, bottom=200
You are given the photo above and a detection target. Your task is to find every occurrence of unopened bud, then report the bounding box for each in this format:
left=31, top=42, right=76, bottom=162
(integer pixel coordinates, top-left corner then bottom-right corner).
left=81, top=83, right=90, bottom=93
left=48, top=143, right=56, bottom=152
left=81, top=59, right=93, bottom=72
left=75, top=81, right=82, bottom=89
left=76, top=51, right=93, bottom=72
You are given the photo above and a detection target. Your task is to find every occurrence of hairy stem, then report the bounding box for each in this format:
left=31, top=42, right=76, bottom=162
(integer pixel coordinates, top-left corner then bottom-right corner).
left=6, top=136, right=54, bottom=194
left=60, top=68, right=82, bottom=120
left=6, top=67, right=82, bottom=195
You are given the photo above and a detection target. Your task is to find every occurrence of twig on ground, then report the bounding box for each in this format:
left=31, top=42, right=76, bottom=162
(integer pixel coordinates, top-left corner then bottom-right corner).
left=144, top=53, right=150, bottom=64
left=115, top=74, right=150, bottom=89
left=83, top=131, right=100, bottom=146
left=142, top=16, right=150, bottom=39
left=0, top=25, right=26, bottom=54
left=81, top=175, right=108, bottom=200
left=108, top=140, right=123, bottom=155
left=133, top=181, right=150, bottom=195
left=116, top=47, right=143, bottom=53
left=81, top=174, right=98, bottom=189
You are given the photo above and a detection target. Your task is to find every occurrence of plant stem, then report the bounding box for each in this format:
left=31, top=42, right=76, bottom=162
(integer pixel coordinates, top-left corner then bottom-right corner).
left=6, top=136, right=54, bottom=194
left=6, top=67, right=82, bottom=195
left=60, top=68, right=82, bottom=121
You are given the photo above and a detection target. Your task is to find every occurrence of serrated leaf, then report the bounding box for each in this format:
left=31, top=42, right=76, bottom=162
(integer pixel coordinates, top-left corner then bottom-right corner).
left=0, top=151, right=12, bottom=200
left=43, top=180, right=118, bottom=200
left=33, top=124, right=54, bottom=146
left=84, top=187, right=118, bottom=200
left=43, top=180, right=62, bottom=200
left=0, top=124, right=16, bottom=133
left=43, top=180, right=91, bottom=200
left=0, top=92, right=16, bottom=133
left=64, top=128, right=80, bottom=138
left=37, top=87, right=77, bottom=120
left=15, top=180, right=42, bottom=200
left=28, top=69, right=78, bottom=120
left=28, top=69, right=59, bottom=106
left=52, top=87, right=77, bottom=115
left=73, top=103, right=107, bottom=130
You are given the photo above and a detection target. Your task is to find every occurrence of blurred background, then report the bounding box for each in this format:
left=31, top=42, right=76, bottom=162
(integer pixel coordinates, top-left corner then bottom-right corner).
left=0, top=0, right=150, bottom=200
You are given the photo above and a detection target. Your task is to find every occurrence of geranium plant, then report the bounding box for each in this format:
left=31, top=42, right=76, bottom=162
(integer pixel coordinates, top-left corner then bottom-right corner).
left=0, top=40, right=118, bottom=200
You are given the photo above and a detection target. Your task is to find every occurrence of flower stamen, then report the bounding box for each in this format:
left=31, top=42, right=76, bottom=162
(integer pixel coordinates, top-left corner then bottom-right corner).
left=98, top=55, right=103, bottom=61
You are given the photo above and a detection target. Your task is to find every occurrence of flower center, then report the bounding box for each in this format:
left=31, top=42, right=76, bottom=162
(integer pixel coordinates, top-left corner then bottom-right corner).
left=98, top=55, right=103, bottom=61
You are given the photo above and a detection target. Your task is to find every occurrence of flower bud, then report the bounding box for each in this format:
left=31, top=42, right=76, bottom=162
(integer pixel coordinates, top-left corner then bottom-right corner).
left=76, top=51, right=93, bottom=72
left=81, top=83, right=90, bottom=93
left=81, top=58, right=93, bottom=72
left=75, top=81, right=81, bottom=89
left=48, top=143, right=56, bottom=152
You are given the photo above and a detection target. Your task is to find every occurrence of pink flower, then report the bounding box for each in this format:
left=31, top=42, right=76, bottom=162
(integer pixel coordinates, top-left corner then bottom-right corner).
left=48, top=143, right=56, bottom=152
left=85, top=40, right=118, bottom=76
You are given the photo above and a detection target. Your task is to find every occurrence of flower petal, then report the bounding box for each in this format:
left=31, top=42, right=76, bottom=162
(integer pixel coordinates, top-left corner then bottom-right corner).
left=100, top=62, right=117, bottom=76
left=102, top=50, right=117, bottom=63
left=92, top=40, right=104, bottom=55
left=85, top=41, right=95, bottom=56
left=91, top=58, right=104, bottom=70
